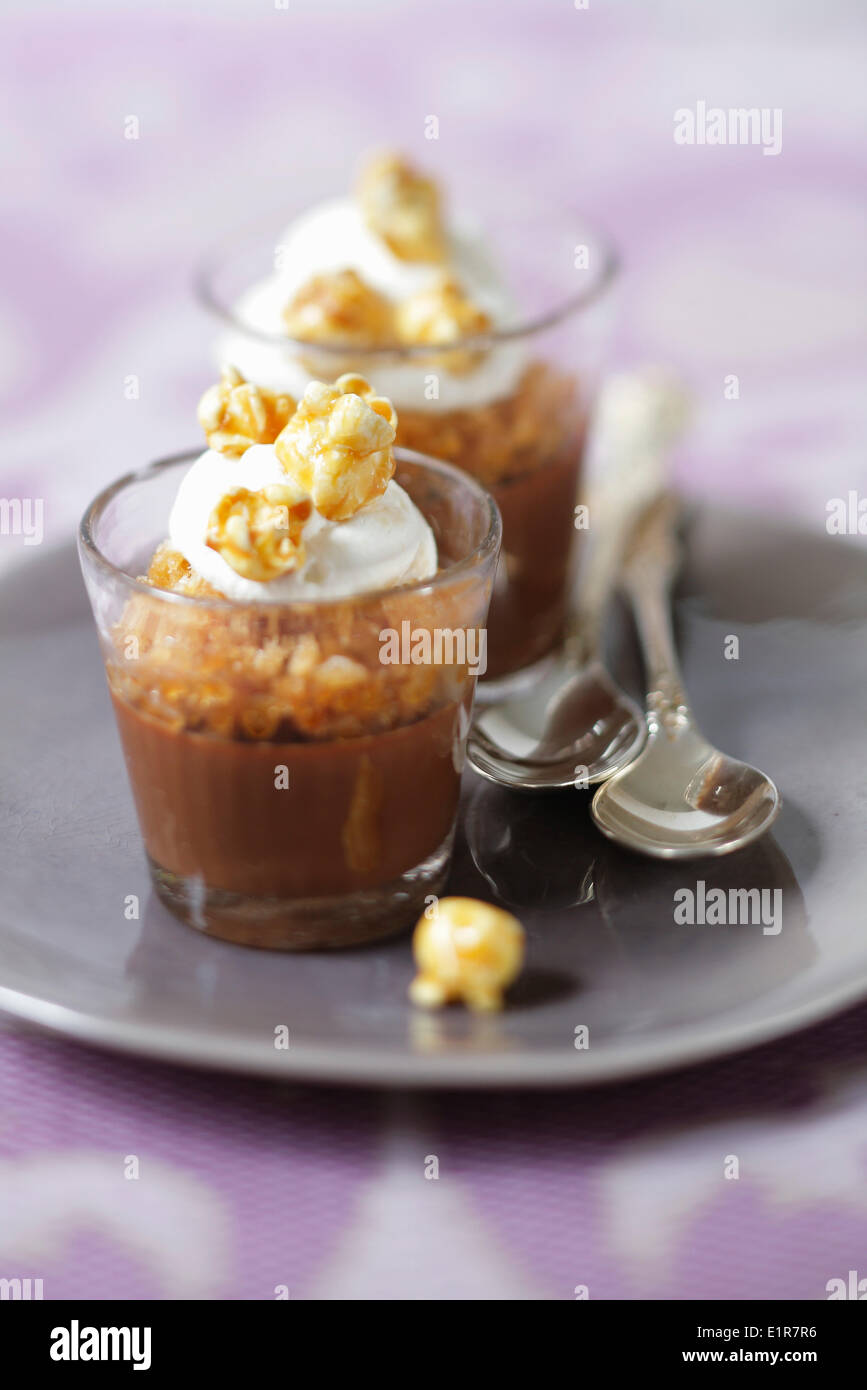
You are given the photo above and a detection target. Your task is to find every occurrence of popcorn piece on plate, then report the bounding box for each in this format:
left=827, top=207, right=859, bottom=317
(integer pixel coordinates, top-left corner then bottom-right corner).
left=275, top=374, right=397, bottom=522
left=357, top=151, right=446, bottom=264
left=206, top=482, right=312, bottom=582
left=409, top=897, right=525, bottom=1012
left=282, top=268, right=395, bottom=344
left=198, top=365, right=296, bottom=458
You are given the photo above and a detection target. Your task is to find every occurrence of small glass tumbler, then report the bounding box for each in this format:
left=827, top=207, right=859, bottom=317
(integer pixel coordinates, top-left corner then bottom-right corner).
left=79, top=449, right=501, bottom=950
left=196, top=205, right=618, bottom=695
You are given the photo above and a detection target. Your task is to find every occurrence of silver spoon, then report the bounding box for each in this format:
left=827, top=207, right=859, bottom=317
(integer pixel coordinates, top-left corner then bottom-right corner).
left=467, top=572, right=647, bottom=792
left=591, top=494, right=781, bottom=857
left=467, top=371, right=687, bottom=792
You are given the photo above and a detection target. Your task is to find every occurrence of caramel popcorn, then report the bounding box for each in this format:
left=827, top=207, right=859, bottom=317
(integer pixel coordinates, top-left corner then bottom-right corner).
left=275, top=374, right=397, bottom=521
left=206, top=483, right=312, bottom=582
left=395, top=277, right=492, bottom=375
left=357, top=152, right=445, bottom=263
left=198, top=365, right=296, bottom=458
left=282, top=269, right=395, bottom=345
left=409, top=897, right=525, bottom=1012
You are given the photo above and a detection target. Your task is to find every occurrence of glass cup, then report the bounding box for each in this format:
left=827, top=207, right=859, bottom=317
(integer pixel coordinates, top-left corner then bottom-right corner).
left=79, top=449, right=501, bottom=950
left=195, top=206, right=618, bottom=695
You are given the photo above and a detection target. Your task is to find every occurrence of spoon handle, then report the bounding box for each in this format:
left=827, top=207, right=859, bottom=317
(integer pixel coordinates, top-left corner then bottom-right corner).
left=621, top=493, right=691, bottom=732
left=567, top=488, right=660, bottom=666
left=570, top=375, right=690, bottom=669
left=565, top=523, right=621, bottom=666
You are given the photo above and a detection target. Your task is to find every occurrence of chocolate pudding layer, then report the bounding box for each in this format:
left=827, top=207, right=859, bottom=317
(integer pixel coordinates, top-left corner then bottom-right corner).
left=486, top=447, right=582, bottom=680
left=397, top=364, right=587, bottom=683
left=113, top=693, right=462, bottom=900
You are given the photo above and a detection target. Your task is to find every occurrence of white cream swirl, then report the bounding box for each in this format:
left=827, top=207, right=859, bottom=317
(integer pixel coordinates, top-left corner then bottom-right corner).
left=168, top=444, right=438, bottom=603
left=220, top=197, right=526, bottom=413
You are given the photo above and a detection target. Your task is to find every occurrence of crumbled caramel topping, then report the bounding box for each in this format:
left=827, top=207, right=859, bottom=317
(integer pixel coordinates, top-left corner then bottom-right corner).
left=146, top=540, right=224, bottom=598
left=357, top=152, right=446, bottom=264
left=206, top=482, right=312, bottom=582
left=396, top=361, right=582, bottom=486
left=282, top=269, right=395, bottom=344
left=409, top=897, right=525, bottom=1012
left=114, top=571, right=471, bottom=741
left=395, top=276, right=492, bottom=374
left=198, top=365, right=296, bottom=458
left=275, top=374, right=397, bottom=521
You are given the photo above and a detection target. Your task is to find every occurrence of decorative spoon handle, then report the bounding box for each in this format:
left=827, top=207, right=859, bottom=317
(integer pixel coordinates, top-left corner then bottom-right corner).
left=565, top=511, right=630, bottom=668
left=620, top=493, right=691, bottom=732
left=568, top=371, right=691, bottom=670
left=568, top=476, right=678, bottom=669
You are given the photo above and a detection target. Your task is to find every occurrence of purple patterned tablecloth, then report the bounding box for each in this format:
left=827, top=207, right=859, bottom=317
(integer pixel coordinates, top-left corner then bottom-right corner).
left=1, top=0, right=865, bottom=1300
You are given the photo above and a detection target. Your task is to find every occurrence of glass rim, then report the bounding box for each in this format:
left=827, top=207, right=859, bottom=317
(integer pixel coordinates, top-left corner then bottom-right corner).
left=78, top=445, right=503, bottom=614
left=193, top=204, right=620, bottom=358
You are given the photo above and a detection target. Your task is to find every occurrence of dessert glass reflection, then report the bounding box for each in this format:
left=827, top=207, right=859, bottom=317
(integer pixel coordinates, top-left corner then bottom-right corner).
left=196, top=153, right=617, bottom=690
left=79, top=376, right=500, bottom=950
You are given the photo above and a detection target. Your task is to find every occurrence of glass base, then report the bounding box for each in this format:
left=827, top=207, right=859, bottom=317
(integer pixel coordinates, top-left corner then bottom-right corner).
left=148, top=833, right=454, bottom=951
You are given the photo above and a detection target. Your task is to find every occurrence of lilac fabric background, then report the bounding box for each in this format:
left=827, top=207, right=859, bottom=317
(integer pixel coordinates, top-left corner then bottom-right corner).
left=1, top=0, right=865, bottom=1300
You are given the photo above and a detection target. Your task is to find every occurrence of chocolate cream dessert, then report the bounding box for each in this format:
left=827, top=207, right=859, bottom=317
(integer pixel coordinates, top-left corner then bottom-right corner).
left=213, top=152, right=588, bottom=682
left=96, top=371, right=499, bottom=948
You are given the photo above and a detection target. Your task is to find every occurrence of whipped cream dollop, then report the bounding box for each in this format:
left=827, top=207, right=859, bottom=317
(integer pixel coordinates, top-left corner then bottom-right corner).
left=221, top=196, right=527, bottom=412
left=168, top=443, right=438, bottom=603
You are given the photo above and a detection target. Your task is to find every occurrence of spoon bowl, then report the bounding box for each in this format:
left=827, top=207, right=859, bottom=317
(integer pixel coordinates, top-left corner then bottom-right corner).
left=591, top=719, right=781, bottom=857
left=469, top=657, right=646, bottom=791
left=590, top=491, right=781, bottom=857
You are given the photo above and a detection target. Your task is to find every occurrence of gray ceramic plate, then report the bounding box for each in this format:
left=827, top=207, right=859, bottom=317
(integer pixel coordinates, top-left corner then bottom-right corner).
left=0, top=508, right=865, bottom=1086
